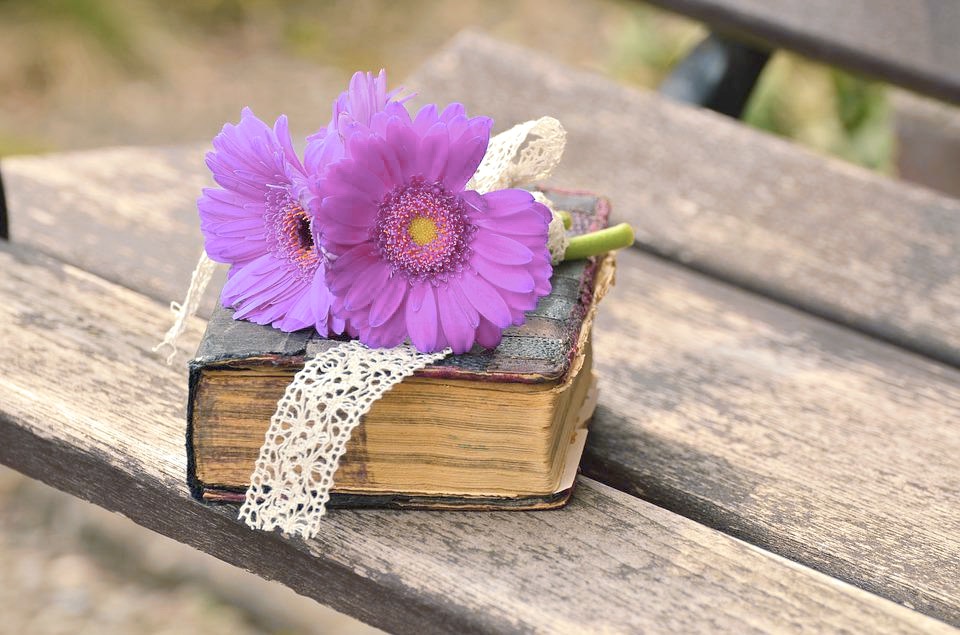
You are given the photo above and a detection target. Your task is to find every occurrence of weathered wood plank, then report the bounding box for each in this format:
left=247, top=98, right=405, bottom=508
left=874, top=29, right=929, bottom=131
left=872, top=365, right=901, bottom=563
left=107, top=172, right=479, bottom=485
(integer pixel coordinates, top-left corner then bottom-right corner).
left=0, top=241, right=951, bottom=634
left=407, top=31, right=960, bottom=368
left=0, top=144, right=223, bottom=316
left=587, top=247, right=960, bottom=625
left=647, top=0, right=960, bottom=104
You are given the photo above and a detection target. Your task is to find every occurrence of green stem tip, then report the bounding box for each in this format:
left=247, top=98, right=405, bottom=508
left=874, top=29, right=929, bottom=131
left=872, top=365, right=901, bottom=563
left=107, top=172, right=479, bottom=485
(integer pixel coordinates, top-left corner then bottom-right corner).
left=558, top=210, right=573, bottom=229
left=563, top=222, right=635, bottom=261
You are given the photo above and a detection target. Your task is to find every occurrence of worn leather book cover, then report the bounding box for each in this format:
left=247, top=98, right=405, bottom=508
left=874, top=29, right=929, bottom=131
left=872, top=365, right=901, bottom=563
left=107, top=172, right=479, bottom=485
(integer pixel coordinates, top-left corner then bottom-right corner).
left=187, top=189, right=612, bottom=509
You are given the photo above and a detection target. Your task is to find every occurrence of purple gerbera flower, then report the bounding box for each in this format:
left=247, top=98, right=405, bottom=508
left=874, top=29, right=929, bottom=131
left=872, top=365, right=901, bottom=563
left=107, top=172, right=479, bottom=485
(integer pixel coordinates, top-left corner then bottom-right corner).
left=316, top=103, right=553, bottom=354
left=198, top=71, right=403, bottom=336
left=198, top=108, right=343, bottom=334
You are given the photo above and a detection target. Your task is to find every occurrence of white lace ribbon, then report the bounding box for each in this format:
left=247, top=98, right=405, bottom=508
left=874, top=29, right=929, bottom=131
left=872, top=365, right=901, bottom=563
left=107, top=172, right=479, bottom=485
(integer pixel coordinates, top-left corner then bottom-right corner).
left=152, top=251, right=217, bottom=363
left=157, top=117, right=568, bottom=537
left=238, top=342, right=449, bottom=538
left=470, top=117, right=570, bottom=264
left=468, top=116, right=566, bottom=194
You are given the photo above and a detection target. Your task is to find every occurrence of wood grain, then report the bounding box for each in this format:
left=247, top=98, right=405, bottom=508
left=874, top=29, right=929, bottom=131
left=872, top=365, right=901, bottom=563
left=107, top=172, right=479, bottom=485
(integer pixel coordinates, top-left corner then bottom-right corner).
left=0, top=240, right=951, bottom=634
left=647, top=0, right=960, bottom=104
left=407, top=31, right=960, bottom=368
left=0, top=144, right=224, bottom=316
left=587, top=247, right=960, bottom=624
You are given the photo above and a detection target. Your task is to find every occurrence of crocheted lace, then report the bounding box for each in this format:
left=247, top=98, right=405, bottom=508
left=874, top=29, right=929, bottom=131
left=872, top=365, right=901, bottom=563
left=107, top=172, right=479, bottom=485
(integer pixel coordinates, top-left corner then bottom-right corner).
left=468, top=116, right=566, bottom=194
left=237, top=341, right=449, bottom=538
left=153, top=250, right=217, bottom=363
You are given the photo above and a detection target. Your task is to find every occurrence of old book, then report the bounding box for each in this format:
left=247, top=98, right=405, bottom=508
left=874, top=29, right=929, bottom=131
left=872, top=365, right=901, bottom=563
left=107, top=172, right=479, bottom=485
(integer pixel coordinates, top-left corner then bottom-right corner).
left=187, top=190, right=613, bottom=509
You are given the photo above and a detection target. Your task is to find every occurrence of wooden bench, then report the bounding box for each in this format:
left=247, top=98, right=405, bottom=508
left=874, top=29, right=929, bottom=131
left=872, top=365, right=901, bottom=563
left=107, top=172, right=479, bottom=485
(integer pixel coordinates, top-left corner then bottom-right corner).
left=2, top=32, right=958, bottom=633
left=650, top=0, right=960, bottom=104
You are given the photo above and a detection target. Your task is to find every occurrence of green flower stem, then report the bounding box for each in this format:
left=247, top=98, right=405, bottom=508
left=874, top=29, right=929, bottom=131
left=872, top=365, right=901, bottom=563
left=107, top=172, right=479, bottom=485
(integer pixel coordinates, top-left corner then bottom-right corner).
left=563, top=222, right=635, bottom=261
left=558, top=210, right=573, bottom=229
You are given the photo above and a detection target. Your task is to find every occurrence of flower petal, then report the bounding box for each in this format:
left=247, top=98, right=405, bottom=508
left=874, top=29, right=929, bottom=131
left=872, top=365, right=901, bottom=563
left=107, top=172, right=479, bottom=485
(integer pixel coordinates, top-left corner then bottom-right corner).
left=405, top=283, right=439, bottom=352
left=273, top=114, right=305, bottom=174
left=475, top=317, right=504, bottom=349
left=321, top=194, right=379, bottom=228
left=343, top=260, right=391, bottom=311
left=437, top=285, right=475, bottom=353
left=363, top=306, right=407, bottom=349
left=222, top=254, right=305, bottom=326
left=330, top=243, right=379, bottom=274
left=272, top=286, right=315, bottom=332
left=478, top=189, right=538, bottom=216
left=413, top=103, right=439, bottom=135
left=329, top=255, right=379, bottom=296
left=419, top=122, right=450, bottom=184
left=446, top=279, right=480, bottom=328
left=336, top=138, right=390, bottom=199
left=443, top=134, right=488, bottom=191
left=439, top=103, right=466, bottom=122
left=472, top=231, right=534, bottom=265
left=385, top=115, right=420, bottom=180
left=323, top=219, right=373, bottom=248
left=457, top=271, right=512, bottom=328
left=470, top=207, right=551, bottom=236
left=369, top=276, right=407, bottom=327
left=472, top=253, right=535, bottom=293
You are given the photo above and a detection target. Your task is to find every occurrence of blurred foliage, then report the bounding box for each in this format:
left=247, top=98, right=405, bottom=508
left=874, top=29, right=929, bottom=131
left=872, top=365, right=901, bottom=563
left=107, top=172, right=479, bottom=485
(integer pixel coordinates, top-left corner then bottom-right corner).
left=0, top=0, right=149, bottom=72
left=0, top=0, right=893, bottom=171
left=744, top=54, right=893, bottom=171
left=606, top=2, right=706, bottom=86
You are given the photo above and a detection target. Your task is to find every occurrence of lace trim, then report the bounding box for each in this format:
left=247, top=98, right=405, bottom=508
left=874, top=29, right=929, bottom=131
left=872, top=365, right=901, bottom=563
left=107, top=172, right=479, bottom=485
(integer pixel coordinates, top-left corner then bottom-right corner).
left=469, top=116, right=566, bottom=195
left=534, top=192, right=571, bottom=265
left=152, top=251, right=217, bottom=363
left=238, top=342, right=449, bottom=538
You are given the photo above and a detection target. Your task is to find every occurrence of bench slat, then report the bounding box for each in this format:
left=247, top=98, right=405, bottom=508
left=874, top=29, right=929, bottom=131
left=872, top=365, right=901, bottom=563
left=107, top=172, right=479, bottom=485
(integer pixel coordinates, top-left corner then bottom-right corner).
left=1, top=241, right=948, bottom=634
left=407, top=31, right=960, bottom=368
left=591, top=247, right=960, bottom=624
left=0, top=145, right=222, bottom=316
left=649, top=0, right=960, bottom=104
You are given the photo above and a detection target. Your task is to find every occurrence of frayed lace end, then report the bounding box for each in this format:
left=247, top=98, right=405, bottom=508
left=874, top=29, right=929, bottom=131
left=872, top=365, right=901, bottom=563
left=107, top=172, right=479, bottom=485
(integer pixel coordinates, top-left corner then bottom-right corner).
left=153, top=251, right=218, bottom=364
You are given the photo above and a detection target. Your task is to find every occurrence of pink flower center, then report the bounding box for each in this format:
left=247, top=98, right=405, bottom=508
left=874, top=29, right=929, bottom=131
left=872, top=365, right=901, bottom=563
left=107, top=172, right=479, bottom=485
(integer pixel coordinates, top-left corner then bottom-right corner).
left=374, top=178, right=475, bottom=283
left=265, top=187, right=319, bottom=279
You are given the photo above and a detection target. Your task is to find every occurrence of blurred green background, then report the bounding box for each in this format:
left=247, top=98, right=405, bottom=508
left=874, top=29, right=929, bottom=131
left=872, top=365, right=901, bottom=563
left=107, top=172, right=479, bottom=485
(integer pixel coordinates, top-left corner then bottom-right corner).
left=0, top=0, right=893, bottom=171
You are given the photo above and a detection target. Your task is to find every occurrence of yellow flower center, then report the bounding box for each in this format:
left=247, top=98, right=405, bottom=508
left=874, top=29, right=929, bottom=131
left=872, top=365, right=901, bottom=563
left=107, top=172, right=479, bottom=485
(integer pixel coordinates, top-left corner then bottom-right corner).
left=408, top=215, right=439, bottom=246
